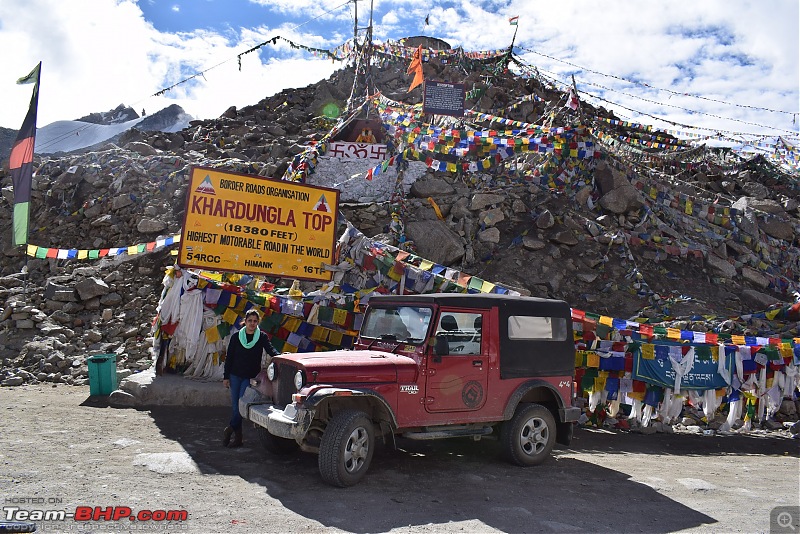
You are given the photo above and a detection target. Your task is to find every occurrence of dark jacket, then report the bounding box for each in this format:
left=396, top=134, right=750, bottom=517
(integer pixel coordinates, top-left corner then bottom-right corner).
left=224, top=329, right=279, bottom=380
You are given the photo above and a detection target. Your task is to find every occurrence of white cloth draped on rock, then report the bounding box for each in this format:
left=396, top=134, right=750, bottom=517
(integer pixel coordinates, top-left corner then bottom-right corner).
left=170, top=277, right=204, bottom=364
left=156, top=271, right=182, bottom=325
left=185, top=309, right=225, bottom=381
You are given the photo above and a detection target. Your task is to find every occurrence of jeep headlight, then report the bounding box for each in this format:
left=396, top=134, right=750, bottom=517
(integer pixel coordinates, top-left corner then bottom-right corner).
left=266, top=362, right=275, bottom=381
left=293, top=370, right=305, bottom=391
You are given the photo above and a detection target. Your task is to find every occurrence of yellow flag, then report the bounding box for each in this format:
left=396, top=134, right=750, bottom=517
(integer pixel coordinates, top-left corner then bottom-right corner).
left=328, top=330, right=343, bottom=346
left=222, top=308, right=239, bottom=325
left=205, top=325, right=221, bottom=343
left=593, top=377, right=606, bottom=392
left=284, top=317, right=302, bottom=332
left=311, top=326, right=328, bottom=342
left=667, top=328, right=681, bottom=339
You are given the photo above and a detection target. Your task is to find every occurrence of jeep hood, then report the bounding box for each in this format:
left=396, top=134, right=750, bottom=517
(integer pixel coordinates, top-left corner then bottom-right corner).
left=275, top=350, right=417, bottom=384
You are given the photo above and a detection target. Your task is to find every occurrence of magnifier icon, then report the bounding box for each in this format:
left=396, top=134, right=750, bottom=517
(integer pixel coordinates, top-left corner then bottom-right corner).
left=777, top=511, right=796, bottom=531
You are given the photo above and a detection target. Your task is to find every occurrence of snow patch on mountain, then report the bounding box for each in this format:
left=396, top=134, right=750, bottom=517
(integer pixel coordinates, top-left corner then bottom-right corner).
left=34, top=118, right=142, bottom=154
left=34, top=104, right=193, bottom=154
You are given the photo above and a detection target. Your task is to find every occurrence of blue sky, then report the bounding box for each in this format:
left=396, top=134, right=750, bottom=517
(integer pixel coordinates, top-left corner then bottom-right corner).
left=0, top=0, right=797, bottom=141
left=137, top=1, right=273, bottom=34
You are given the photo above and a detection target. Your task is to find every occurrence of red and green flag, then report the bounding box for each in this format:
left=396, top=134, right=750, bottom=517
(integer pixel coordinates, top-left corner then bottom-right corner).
left=10, top=62, right=41, bottom=246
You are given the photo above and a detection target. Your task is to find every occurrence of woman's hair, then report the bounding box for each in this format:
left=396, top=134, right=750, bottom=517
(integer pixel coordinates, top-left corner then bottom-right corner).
left=244, top=309, right=261, bottom=321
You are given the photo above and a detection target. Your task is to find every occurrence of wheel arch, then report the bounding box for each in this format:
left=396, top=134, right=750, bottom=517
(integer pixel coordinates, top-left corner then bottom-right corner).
left=503, top=380, right=574, bottom=447
left=306, top=388, right=398, bottom=430
left=503, top=380, right=566, bottom=420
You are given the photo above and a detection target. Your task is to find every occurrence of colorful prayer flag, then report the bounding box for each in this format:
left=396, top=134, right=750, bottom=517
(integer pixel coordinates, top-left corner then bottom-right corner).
left=10, top=62, right=41, bottom=246
left=407, top=45, right=424, bottom=92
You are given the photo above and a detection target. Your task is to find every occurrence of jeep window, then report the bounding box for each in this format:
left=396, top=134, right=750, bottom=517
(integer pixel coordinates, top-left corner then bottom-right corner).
left=435, top=312, right=483, bottom=355
left=507, top=316, right=568, bottom=341
left=361, top=306, right=432, bottom=343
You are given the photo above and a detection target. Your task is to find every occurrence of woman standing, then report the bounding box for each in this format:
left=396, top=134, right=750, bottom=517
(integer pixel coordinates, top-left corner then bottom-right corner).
left=222, top=309, right=279, bottom=448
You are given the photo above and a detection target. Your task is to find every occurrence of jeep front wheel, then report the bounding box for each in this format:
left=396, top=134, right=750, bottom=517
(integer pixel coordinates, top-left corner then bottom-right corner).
left=501, top=403, right=556, bottom=466
left=318, top=410, right=375, bottom=487
left=256, top=425, right=298, bottom=455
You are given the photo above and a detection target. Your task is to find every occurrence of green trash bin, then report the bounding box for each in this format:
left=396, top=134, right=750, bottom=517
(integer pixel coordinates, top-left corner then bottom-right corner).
left=87, top=354, right=117, bottom=396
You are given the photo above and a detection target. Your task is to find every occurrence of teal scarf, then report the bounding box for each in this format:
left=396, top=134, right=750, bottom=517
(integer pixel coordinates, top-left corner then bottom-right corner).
left=238, top=327, right=260, bottom=349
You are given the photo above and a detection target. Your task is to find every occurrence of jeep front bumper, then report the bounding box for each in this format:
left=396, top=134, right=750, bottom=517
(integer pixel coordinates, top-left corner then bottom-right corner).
left=239, top=388, right=314, bottom=440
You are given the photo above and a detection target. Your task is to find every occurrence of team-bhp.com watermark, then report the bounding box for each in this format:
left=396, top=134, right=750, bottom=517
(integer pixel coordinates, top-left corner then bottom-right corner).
left=3, top=498, right=188, bottom=531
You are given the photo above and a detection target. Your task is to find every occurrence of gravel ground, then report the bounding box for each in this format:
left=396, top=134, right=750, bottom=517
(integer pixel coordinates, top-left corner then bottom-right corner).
left=1, top=383, right=798, bottom=533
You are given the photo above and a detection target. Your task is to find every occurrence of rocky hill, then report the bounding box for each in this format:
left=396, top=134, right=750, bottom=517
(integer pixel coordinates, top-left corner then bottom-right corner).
left=0, top=42, right=798, bottom=388
left=75, top=104, right=141, bottom=125
left=0, top=126, right=17, bottom=163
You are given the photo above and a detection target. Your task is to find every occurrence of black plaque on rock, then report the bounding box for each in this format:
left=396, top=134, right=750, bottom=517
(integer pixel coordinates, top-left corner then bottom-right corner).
left=423, top=81, right=465, bottom=117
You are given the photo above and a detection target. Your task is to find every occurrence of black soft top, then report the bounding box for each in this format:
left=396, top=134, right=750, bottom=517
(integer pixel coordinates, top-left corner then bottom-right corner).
left=366, top=293, right=574, bottom=378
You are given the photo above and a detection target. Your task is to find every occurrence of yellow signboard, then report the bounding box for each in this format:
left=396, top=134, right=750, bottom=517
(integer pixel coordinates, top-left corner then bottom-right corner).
left=178, top=166, right=339, bottom=281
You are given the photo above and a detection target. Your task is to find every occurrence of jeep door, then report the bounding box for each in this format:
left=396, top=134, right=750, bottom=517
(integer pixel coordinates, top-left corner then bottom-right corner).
left=424, top=310, right=488, bottom=413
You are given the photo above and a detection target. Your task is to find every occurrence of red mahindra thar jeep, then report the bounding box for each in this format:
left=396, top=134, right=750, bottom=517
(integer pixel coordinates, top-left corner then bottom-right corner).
left=240, top=293, right=579, bottom=487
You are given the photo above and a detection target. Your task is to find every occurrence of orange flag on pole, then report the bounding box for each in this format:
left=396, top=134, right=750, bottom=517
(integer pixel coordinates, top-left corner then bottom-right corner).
left=407, top=45, right=424, bottom=92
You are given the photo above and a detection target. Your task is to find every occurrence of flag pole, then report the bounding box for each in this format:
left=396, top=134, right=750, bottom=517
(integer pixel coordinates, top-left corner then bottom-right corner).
left=510, top=22, right=519, bottom=49
left=571, top=74, right=583, bottom=122
left=505, top=17, right=519, bottom=73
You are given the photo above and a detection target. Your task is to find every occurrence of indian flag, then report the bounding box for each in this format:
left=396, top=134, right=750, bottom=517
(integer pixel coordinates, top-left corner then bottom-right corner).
left=509, top=16, right=519, bottom=26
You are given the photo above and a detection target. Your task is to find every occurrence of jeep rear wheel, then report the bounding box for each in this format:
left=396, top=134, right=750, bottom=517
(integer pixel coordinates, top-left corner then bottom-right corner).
left=318, top=410, right=375, bottom=487
left=256, top=425, right=298, bottom=455
left=501, top=403, right=556, bottom=466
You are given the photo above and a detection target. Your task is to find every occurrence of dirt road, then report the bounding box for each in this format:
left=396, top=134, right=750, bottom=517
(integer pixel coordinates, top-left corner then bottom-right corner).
left=1, top=384, right=798, bottom=533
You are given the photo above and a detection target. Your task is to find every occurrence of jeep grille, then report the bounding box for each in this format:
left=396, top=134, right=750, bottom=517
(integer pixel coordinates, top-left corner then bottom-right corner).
left=274, top=362, right=296, bottom=407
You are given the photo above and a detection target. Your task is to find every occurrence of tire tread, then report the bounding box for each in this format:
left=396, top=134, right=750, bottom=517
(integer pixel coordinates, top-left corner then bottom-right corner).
left=500, top=403, right=556, bottom=466
left=318, top=409, right=374, bottom=487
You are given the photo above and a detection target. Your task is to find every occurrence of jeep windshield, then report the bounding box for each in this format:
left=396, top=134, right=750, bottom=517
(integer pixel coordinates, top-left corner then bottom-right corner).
left=360, top=305, right=433, bottom=344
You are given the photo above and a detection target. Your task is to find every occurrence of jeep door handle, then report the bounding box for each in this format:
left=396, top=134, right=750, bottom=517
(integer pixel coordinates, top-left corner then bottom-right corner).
left=472, top=360, right=482, bottom=367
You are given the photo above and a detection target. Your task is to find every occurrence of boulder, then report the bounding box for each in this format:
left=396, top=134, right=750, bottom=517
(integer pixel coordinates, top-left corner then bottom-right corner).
left=599, top=184, right=643, bottom=214
left=123, top=141, right=159, bottom=156
left=75, top=277, right=110, bottom=301
left=469, top=193, right=505, bottom=211
left=536, top=210, right=554, bottom=229
left=409, top=177, right=455, bottom=197
left=706, top=254, right=736, bottom=278
left=477, top=227, right=501, bottom=243
left=405, top=220, right=465, bottom=265
left=137, top=218, right=168, bottom=233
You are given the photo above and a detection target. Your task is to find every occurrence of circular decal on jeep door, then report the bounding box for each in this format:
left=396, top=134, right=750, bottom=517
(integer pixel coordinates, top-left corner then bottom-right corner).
left=462, top=381, right=484, bottom=408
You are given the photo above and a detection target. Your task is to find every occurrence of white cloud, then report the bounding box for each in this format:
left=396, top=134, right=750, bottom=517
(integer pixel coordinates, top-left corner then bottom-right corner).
left=381, top=10, right=399, bottom=26
left=0, top=0, right=339, bottom=129
left=247, top=0, right=352, bottom=21
left=0, top=0, right=795, bottom=140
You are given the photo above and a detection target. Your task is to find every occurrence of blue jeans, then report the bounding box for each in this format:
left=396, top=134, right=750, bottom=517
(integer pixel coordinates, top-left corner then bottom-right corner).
left=229, top=374, right=249, bottom=430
